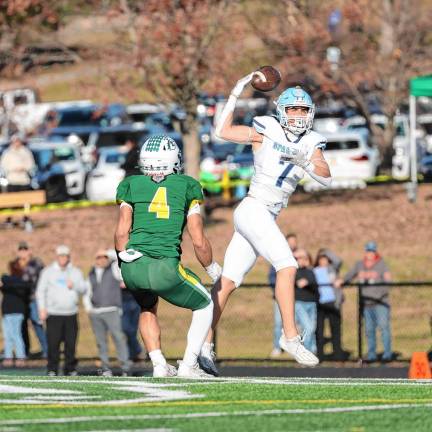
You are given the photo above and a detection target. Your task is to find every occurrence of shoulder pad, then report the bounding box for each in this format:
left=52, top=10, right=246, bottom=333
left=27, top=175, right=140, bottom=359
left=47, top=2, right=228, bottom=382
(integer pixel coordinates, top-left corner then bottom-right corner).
left=306, top=131, right=327, bottom=149
left=252, top=116, right=279, bottom=134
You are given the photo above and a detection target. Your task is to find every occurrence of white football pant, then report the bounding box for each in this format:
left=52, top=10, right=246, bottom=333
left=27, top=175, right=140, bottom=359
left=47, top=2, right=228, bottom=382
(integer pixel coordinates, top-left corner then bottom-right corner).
left=222, top=197, right=298, bottom=287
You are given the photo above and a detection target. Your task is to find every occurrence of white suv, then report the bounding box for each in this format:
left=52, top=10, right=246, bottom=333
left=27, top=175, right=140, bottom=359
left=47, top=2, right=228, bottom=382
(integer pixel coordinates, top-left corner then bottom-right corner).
left=304, top=131, right=380, bottom=191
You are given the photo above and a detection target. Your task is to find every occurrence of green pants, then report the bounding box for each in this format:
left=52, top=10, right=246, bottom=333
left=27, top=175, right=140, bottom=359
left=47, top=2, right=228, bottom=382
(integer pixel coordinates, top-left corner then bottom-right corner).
left=121, top=256, right=211, bottom=311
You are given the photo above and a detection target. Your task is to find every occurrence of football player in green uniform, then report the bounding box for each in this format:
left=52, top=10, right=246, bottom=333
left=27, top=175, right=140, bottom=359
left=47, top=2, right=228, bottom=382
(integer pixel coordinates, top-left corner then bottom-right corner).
left=114, top=135, right=221, bottom=378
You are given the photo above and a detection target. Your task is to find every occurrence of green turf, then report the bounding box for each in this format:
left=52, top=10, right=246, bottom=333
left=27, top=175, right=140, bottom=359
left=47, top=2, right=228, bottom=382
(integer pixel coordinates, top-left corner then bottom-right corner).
left=0, top=376, right=431, bottom=431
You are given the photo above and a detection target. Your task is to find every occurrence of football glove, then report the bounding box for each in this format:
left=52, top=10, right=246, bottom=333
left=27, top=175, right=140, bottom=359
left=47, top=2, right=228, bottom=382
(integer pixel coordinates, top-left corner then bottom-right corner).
left=286, top=149, right=314, bottom=172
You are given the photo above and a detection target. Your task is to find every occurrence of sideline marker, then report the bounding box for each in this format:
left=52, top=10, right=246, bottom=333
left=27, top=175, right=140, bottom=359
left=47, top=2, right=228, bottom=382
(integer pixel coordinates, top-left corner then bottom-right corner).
left=408, top=352, right=432, bottom=379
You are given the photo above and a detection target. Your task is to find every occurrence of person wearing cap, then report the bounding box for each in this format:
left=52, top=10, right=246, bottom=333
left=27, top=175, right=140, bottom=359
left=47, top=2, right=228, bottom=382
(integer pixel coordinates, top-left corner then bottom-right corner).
left=83, top=248, right=131, bottom=377
left=35, top=245, right=86, bottom=376
left=338, top=241, right=393, bottom=363
left=11, top=241, right=46, bottom=359
left=0, top=133, right=35, bottom=192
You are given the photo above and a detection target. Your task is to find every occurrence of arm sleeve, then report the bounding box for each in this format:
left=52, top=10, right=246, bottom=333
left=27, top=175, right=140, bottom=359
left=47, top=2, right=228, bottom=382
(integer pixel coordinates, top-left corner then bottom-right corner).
left=116, top=178, right=132, bottom=205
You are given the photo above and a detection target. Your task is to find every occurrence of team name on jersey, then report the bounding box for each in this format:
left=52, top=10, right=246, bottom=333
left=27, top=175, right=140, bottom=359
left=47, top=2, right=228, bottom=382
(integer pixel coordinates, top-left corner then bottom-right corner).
left=272, top=142, right=295, bottom=154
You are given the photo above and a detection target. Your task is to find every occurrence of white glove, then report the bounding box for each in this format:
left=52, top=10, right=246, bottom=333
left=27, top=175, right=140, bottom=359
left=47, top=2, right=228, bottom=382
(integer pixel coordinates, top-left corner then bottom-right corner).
left=205, top=262, right=222, bottom=284
left=118, top=249, right=143, bottom=263
left=286, top=149, right=314, bottom=172
left=231, top=72, right=256, bottom=98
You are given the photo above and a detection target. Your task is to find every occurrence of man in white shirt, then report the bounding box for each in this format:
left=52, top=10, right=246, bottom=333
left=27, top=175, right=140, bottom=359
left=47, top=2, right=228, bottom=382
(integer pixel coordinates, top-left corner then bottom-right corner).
left=0, top=133, right=35, bottom=192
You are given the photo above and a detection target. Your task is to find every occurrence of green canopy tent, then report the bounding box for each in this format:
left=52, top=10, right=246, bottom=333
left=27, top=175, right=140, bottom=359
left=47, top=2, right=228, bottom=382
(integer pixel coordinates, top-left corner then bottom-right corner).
left=409, top=75, right=432, bottom=202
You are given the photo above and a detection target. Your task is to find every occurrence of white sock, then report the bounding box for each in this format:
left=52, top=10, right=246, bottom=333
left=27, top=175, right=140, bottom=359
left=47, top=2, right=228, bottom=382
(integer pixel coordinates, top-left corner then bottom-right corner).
left=149, top=349, right=167, bottom=367
left=183, top=301, right=214, bottom=367
left=201, top=341, right=213, bottom=357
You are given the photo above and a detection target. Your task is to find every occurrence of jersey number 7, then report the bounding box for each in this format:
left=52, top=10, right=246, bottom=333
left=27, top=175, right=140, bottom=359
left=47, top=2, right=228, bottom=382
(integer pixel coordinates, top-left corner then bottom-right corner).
left=148, top=187, right=170, bottom=219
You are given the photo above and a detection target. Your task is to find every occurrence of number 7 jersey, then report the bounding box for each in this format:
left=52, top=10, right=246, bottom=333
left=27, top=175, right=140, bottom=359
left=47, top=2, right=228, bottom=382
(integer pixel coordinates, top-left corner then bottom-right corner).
left=249, top=115, right=326, bottom=214
left=116, top=174, right=204, bottom=259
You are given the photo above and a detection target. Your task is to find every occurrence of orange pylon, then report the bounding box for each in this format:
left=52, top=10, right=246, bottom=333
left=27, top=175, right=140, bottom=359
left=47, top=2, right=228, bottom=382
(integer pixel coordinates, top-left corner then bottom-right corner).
left=408, top=352, right=432, bottom=379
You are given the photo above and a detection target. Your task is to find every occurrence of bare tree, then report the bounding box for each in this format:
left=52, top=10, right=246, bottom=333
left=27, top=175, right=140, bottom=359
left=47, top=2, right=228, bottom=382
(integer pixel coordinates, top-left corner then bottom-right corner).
left=112, top=0, right=241, bottom=178
left=247, top=0, right=432, bottom=166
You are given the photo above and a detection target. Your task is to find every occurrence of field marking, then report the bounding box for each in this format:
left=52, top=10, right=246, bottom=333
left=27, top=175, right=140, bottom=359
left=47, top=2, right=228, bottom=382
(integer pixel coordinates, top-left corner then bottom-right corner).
left=0, top=380, right=202, bottom=405
left=1, top=377, right=432, bottom=408
left=3, top=398, right=432, bottom=410
left=0, top=376, right=431, bottom=387
left=84, top=430, right=176, bottom=432
left=1, top=403, right=432, bottom=426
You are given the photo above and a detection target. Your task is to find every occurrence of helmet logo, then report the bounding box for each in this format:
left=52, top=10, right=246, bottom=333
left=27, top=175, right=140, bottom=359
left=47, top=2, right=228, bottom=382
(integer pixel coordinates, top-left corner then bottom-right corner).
left=144, top=136, right=163, bottom=152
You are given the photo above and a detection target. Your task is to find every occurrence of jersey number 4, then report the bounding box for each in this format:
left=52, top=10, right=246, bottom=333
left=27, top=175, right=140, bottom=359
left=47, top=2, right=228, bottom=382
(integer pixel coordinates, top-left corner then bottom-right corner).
left=148, top=187, right=170, bottom=219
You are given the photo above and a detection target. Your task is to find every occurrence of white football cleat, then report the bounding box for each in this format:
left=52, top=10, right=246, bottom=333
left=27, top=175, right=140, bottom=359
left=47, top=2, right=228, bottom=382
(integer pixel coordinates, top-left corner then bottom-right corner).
left=153, top=363, right=177, bottom=378
left=177, top=361, right=215, bottom=379
left=279, top=334, right=319, bottom=367
left=198, top=343, right=219, bottom=377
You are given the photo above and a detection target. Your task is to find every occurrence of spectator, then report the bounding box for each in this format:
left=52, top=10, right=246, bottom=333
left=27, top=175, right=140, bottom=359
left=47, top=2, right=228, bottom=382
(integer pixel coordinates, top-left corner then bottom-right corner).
left=11, top=241, right=47, bottom=359
left=293, top=249, right=318, bottom=354
left=36, top=245, right=86, bottom=376
left=121, top=285, right=145, bottom=362
left=340, top=241, right=392, bottom=362
left=0, top=133, right=35, bottom=192
left=314, top=251, right=347, bottom=361
left=83, top=249, right=131, bottom=376
left=121, top=139, right=141, bottom=176
left=268, top=233, right=298, bottom=357
left=316, top=247, right=343, bottom=275
left=0, top=260, right=32, bottom=367
left=106, top=249, right=144, bottom=363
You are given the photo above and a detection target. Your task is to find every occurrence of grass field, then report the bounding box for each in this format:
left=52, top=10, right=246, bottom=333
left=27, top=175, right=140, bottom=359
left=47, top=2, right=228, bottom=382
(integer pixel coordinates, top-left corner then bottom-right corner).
left=0, top=375, right=431, bottom=431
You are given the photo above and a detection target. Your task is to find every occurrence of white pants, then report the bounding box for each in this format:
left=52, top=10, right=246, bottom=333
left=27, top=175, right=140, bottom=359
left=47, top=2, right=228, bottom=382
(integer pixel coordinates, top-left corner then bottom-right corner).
left=222, top=197, right=297, bottom=287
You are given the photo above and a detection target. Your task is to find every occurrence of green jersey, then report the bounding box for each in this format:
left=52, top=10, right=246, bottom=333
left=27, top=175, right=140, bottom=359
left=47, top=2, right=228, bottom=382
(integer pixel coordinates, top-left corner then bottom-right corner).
left=116, top=174, right=204, bottom=259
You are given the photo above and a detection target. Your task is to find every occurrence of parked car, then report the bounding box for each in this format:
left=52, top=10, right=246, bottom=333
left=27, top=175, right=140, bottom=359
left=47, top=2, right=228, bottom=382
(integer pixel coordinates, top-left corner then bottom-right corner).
left=126, top=103, right=166, bottom=126
left=29, top=140, right=86, bottom=198
left=47, top=103, right=131, bottom=146
left=303, top=131, right=380, bottom=191
left=343, top=114, right=410, bottom=178
left=86, top=147, right=126, bottom=202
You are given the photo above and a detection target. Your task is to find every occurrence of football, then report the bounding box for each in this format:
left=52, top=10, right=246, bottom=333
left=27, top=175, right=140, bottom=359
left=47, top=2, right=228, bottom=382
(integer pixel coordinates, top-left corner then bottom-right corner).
left=251, top=65, right=282, bottom=92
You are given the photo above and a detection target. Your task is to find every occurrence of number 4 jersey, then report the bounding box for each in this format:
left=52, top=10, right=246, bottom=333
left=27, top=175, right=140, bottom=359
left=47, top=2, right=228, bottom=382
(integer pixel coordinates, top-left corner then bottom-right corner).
left=249, top=116, right=327, bottom=214
left=116, top=174, right=204, bottom=259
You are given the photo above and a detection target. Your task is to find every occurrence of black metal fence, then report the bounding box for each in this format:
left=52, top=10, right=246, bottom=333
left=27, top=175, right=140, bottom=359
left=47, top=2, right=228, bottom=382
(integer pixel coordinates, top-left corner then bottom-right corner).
left=7, top=280, right=431, bottom=364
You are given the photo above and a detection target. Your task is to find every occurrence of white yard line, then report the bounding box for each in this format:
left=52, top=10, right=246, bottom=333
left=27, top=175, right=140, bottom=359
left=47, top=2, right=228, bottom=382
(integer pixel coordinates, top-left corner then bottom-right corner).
left=0, top=377, right=430, bottom=387
left=1, top=403, right=432, bottom=426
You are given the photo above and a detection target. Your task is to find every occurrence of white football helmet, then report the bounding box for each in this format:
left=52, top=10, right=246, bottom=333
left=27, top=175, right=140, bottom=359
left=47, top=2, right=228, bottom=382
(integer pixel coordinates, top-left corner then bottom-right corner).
left=139, top=135, right=182, bottom=177
left=275, top=86, right=315, bottom=135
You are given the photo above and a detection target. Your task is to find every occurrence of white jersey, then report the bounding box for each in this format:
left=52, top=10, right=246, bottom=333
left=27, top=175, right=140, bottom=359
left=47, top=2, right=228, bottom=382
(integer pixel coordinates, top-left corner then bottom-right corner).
left=248, top=115, right=326, bottom=214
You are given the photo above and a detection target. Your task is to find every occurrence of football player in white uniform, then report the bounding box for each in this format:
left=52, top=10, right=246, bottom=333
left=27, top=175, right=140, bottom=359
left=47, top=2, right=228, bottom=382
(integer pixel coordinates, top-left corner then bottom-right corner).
left=198, top=72, right=331, bottom=376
